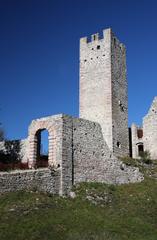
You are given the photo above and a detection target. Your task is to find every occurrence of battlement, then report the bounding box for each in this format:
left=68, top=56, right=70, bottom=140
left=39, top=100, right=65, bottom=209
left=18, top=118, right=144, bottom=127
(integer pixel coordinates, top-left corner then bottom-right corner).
left=80, top=28, right=111, bottom=45
left=80, top=28, right=125, bottom=51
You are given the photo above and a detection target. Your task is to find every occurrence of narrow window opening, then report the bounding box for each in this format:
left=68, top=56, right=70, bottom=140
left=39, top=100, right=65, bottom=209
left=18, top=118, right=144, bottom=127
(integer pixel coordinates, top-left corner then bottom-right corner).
left=117, top=141, right=121, bottom=148
left=118, top=100, right=125, bottom=112
left=97, top=45, right=100, bottom=50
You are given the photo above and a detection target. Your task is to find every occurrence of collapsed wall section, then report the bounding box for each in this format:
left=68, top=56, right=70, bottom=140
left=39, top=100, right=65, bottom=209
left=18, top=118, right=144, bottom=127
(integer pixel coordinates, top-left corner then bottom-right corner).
left=0, top=114, right=143, bottom=195
left=72, top=117, right=143, bottom=184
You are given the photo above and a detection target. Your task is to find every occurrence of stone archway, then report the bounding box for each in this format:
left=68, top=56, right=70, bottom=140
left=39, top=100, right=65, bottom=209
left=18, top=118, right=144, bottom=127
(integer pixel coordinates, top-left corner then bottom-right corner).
left=28, top=120, right=56, bottom=169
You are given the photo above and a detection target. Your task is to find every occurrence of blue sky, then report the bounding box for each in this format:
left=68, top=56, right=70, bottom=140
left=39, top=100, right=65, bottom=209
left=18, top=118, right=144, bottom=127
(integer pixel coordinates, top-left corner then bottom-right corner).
left=0, top=0, right=157, bottom=140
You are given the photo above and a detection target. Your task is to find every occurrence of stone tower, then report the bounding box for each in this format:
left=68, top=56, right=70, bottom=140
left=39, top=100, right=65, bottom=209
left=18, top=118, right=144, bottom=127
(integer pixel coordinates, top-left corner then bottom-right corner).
left=79, top=28, right=129, bottom=157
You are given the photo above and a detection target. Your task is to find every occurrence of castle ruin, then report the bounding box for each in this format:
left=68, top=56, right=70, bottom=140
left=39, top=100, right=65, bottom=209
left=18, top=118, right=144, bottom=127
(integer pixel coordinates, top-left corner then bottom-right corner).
left=0, top=28, right=156, bottom=195
left=131, top=96, right=157, bottom=159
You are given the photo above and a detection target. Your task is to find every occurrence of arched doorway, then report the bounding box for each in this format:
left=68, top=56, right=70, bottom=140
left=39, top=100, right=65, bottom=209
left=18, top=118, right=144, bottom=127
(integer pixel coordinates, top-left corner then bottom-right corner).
left=137, top=143, right=144, bottom=157
left=36, top=129, right=49, bottom=168
left=28, top=120, right=57, bottom=169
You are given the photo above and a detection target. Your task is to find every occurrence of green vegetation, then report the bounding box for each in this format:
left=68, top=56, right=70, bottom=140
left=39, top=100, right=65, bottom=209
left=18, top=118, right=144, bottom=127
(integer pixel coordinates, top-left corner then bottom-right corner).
left=120, top=155, right=157, bottom=177
left=0, top=164, right=157, bottom=240
left=139, top=150, right=152, bottom=164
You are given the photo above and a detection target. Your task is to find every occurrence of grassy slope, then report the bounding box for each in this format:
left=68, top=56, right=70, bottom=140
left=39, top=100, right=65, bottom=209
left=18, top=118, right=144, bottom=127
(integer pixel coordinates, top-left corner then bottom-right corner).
left=0, top=164, right=157, bottom=240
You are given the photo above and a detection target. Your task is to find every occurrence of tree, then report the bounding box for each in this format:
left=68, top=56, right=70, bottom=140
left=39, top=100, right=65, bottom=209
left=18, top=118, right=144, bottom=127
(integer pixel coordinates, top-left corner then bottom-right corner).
left=0, top=127, right=4, bottom=141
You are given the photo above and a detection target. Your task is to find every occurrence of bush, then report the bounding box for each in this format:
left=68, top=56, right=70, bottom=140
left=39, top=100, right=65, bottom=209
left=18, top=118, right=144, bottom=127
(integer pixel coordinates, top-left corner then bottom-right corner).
left=140, top=151, right=152, bottom=164
left=0, top=140, right=21, bottom=164
left=120, top=156, right=139, bottom=167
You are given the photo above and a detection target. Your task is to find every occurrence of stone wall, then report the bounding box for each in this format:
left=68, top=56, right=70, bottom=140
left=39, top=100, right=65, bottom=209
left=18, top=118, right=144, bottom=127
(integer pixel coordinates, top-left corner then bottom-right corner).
left=0, top=115, right=72, bottom=196
left=0, top=114, right=143, bottom=195
left=28, top=114, right=63, bottom=169
left=28, top=114, right=73, bottom=195
left=72, top=117, right=143, bottom=184
left=0, top=168, right=61, bottom=195
left=131, top=123, right=144, bottom=159
left=143, top=97, right=157, bottom=159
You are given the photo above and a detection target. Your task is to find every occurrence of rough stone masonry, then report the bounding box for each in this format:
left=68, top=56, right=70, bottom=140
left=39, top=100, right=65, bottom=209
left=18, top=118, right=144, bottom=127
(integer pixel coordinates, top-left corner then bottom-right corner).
left=0, top=115, right=143, bottom=195
left=1, top=27, right=152, bottom=195
left=131, top=96, right=157, bottom=159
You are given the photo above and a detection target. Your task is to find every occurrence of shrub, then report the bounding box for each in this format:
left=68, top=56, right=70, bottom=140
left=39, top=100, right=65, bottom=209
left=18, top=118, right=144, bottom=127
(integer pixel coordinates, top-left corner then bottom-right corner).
left=140, top=151, right=152, bottom=164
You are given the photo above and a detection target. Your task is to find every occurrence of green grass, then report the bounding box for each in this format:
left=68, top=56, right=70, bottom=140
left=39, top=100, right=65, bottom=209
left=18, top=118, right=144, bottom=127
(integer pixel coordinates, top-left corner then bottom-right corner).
left=0, top=166, right=157, bottom=239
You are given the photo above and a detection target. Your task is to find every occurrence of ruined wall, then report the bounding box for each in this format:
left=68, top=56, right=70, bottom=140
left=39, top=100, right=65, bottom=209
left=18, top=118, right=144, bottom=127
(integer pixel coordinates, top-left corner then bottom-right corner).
left=28, top=114, right=63, bottom=169
left=0, top=168, right=61, bottom=194
left=131, top=124, right=144, bottom=159
left=72, top=117, right=143, bottom=184
left=28, top=114, right=73, bottom=195
left=0, top=115, right=143, bottom=195
left=143, top=97, right=157, bottom=159
left=0, top=115, right=73, bottom=195
left=79, top=28, right=129, bottom=157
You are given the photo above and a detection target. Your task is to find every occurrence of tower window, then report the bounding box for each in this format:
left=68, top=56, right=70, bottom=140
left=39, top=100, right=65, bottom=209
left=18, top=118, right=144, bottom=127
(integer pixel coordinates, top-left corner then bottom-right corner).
left=118, top=100, right=125, bottom=112
left=137, top=129, right=143, bottom=139
left=117, top=141, right=121, bottom=148
left=97, top=45, right=100, bottom=50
